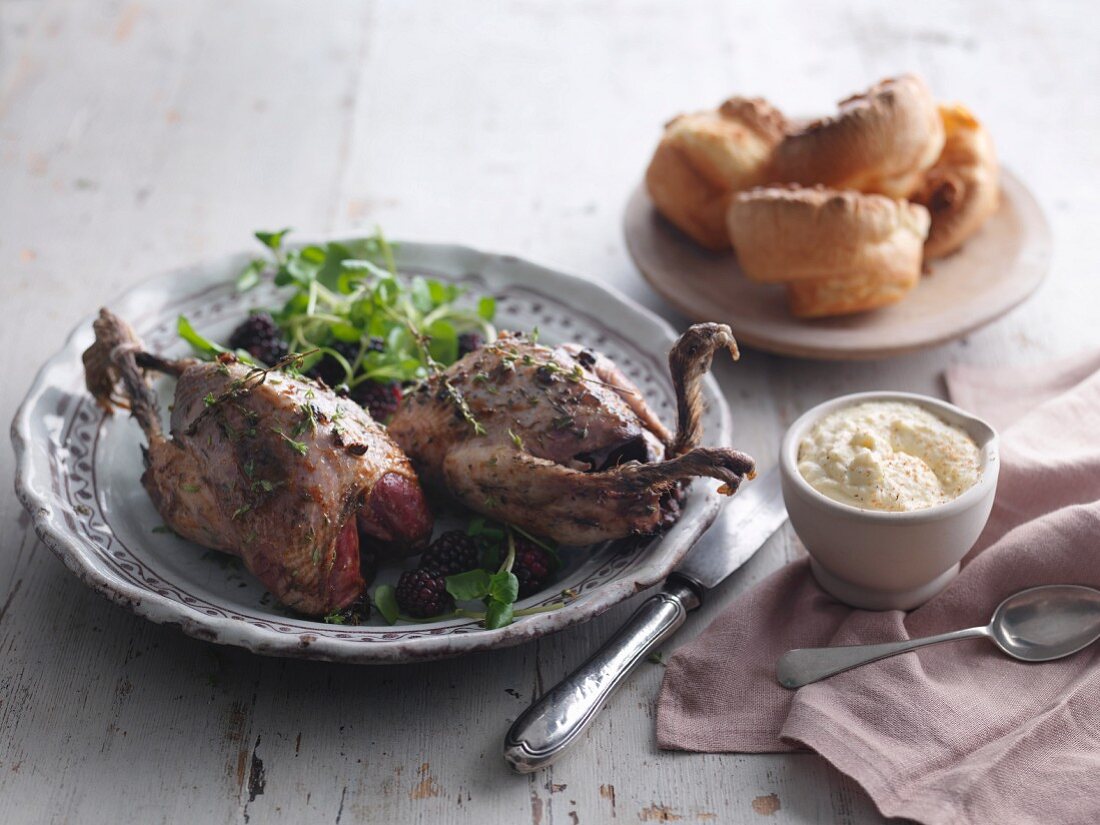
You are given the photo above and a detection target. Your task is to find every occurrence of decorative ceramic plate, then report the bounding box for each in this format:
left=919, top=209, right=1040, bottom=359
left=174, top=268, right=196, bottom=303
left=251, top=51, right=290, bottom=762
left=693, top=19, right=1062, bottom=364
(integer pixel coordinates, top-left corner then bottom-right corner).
left=624, top=168, right=1052, bottom=360
left=12, top=241, right=734, bottom=664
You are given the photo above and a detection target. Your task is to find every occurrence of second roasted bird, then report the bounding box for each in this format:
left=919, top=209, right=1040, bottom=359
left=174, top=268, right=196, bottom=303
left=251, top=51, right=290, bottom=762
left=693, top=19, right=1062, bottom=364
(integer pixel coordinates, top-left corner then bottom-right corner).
left=388, top=323, right=756, bottom=545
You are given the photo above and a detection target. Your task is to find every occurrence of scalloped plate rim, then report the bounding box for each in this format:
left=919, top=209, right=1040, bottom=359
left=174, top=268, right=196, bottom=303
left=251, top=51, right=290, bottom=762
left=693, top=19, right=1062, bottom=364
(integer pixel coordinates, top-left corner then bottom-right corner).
left=12, top=238, right=735, bottom=664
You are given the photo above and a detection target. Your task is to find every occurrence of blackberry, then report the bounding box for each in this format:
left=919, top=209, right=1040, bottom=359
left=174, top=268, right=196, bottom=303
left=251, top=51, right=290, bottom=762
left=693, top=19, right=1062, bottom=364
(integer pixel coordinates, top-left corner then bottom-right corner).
left=419, top=531, right=481, bottom=577
left=310, top=337, right=386, bottom=386
left=309, top=340, right=360, bottom=387
left=458, top=332, right=484, bottom=357
left=512, top=538, right=555, bottom=598
left=395, top=569, right=454, bottom=618
left=350, top=380, right=403, bottom=422
left=227, top=313, right=289, bottom=366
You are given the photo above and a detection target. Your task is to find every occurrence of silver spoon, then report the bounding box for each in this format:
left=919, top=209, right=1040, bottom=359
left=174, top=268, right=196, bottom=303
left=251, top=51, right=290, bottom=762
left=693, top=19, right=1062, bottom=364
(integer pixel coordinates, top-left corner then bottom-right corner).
left=776, top=584, right=1100, bottom=689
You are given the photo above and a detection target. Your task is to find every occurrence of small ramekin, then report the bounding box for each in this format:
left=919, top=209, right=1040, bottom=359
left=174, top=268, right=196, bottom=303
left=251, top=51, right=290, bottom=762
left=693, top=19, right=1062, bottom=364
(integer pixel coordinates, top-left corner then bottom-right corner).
left=779, top=391, right=1000, bottom=610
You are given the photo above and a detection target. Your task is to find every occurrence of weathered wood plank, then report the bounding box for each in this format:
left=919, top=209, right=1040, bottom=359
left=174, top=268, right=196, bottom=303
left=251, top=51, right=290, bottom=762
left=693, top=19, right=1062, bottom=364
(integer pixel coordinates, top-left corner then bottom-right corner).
left=1, top=0, right=1098, bottom=822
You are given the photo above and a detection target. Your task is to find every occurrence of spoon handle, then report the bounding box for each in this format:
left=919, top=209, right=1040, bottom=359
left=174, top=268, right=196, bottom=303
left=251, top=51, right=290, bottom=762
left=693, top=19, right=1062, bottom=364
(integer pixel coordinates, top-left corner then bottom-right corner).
left=776, top=626, right=991, bottom=689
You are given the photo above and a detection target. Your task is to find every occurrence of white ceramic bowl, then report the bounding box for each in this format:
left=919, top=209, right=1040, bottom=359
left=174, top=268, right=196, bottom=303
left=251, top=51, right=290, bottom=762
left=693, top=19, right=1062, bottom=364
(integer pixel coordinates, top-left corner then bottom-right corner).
left=779, top=391, right=1000, bottom=610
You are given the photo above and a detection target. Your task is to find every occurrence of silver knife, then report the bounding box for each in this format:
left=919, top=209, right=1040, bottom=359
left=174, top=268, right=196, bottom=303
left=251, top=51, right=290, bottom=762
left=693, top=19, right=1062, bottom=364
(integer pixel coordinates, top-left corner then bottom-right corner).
left=503, top=466, right=787, bottom=773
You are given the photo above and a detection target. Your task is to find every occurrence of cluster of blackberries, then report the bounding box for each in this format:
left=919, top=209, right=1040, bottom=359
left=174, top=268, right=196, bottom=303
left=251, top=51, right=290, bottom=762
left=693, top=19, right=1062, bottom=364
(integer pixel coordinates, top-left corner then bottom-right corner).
left=394, top=531, right=476, bottom=618
left=393, top=530, right=556, bottom=618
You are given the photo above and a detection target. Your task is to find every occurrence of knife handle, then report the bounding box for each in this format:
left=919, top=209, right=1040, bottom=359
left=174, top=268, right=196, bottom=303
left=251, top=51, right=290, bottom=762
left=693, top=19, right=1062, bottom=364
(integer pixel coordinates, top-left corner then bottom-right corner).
left=503, top=578, right=701, bottom=773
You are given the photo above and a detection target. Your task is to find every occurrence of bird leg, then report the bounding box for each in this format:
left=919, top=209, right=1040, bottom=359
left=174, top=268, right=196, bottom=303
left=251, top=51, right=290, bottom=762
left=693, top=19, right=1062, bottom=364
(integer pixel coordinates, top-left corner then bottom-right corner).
left=668, top=323, right=740, bottom=457
left=83, top=308, right=163, bottom=438
left=443, top=443, right=756, bottom=546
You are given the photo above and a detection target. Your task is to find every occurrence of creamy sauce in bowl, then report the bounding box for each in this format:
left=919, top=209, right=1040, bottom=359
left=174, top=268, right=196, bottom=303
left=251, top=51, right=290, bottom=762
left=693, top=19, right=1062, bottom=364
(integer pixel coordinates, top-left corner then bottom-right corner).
left=797, top=401, right=981, bottom=512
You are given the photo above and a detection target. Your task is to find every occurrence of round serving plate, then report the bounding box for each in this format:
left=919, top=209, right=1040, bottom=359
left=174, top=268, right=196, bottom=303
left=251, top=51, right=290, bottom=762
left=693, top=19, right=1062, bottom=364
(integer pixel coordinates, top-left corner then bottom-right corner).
left=624, top=168, right=1051, bottom=360
left=12, top=241, right=737, bottom=664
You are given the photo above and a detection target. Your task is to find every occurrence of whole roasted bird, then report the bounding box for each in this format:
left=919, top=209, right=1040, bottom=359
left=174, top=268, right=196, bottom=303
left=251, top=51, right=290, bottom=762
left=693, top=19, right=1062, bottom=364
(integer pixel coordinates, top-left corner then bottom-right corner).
left=388, top=323, right=755, bottom=545
left=83, top=309, right=433, bottom=616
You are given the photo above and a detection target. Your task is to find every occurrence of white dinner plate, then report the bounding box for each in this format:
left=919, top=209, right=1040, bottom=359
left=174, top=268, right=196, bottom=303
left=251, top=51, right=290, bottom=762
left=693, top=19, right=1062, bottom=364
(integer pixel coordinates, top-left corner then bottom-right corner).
left=12, top=241, right=739, bottom=663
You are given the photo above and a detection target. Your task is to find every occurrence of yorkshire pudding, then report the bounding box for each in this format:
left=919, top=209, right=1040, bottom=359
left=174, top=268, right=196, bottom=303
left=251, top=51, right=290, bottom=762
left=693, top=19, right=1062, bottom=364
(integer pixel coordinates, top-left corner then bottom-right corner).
left=726, top=185, right=930, bottom=317
left=645, top=96, right=787, bottom=250
left=913, top=104, right=1000, bottom=259
left=769, top=74, right=944, bottom=199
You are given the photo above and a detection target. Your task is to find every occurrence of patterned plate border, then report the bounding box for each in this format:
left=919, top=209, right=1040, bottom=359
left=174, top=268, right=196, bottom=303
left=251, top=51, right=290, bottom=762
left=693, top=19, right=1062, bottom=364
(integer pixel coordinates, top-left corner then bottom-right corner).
left=12, top=240, right=733, bottom=663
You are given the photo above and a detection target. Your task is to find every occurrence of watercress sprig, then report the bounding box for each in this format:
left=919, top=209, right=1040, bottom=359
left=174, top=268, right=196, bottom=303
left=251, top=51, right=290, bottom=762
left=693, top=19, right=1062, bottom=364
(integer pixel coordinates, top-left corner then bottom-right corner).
left=178, top=228, right=496, bottom=387
left=238, top=228, right=496, bottom=384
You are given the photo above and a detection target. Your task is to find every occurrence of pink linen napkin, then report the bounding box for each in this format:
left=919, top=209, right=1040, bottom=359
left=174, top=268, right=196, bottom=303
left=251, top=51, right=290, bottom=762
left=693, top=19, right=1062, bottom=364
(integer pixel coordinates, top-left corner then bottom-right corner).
left=657, top=354, right=1100, bottom=825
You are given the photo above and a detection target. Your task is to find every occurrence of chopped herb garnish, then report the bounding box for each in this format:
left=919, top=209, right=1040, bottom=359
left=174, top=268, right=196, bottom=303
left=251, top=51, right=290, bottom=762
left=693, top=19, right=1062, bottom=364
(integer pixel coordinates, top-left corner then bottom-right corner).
left=272, top=428, right=309, bottom=456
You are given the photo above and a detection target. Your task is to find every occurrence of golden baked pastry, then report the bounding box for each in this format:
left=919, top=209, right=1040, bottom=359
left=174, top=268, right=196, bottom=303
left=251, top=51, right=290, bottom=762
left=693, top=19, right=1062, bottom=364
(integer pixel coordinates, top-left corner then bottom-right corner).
left=784, top=269, right=919, bottom=319
left=912, top=104, right=1000, bottom=259
left=726, top=185, right=930, bottom=317
left=645, top=97, right=787, bottom=250
left=769, top=74, right=944, bottom=199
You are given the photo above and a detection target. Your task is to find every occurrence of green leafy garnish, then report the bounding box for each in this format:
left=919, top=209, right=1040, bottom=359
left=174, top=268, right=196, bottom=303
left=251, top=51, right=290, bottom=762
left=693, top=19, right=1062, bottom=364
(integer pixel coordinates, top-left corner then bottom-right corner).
left=445, top=569, right=492, bottom=601
left=373, top=584, right=399, bottom=625
left=224, top=228, right=496, bottom=386
left=484, top=600, right=514, bottom=630
left=177, top=315, right=227, bottom=359
left=440, top=526, right=535, bottom=629
left=255, top=227, right=292, bottom=251
left=489, top=570, right=519, bottom=605
left=177, top=315, right=257, bottom=365
left=236, top=259, right=265, bottom=292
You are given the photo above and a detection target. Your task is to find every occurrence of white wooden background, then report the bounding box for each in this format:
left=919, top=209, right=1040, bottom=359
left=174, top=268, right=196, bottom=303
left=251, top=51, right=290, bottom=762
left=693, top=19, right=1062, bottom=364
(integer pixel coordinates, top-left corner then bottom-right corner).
left=2, top=1, right=1097, bottom=823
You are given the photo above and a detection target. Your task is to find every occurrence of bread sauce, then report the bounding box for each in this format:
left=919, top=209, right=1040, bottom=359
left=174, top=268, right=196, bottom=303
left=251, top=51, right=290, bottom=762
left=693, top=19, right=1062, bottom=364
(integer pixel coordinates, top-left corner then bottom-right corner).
left=797, top=401, right=980, bottom=512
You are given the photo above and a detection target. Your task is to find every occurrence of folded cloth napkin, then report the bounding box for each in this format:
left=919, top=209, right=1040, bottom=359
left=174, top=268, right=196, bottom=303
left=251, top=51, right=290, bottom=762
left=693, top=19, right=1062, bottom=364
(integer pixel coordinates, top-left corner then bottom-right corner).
left=657, top=352, right=1100, bottom=825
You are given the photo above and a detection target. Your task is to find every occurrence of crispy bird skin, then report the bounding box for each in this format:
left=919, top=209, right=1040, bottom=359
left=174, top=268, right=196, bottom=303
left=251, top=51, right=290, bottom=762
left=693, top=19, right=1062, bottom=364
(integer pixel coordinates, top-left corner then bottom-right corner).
left=388, top=323, right=755, bottom=545
left=83, top=309, right=432, bottom=615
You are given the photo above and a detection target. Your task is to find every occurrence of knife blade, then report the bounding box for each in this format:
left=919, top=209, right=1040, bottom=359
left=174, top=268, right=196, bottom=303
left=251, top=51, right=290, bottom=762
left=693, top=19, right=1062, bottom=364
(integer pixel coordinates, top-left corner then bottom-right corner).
left=673, top=465, right=785, bottom=591
left=503, top=466, right=787, bottom=773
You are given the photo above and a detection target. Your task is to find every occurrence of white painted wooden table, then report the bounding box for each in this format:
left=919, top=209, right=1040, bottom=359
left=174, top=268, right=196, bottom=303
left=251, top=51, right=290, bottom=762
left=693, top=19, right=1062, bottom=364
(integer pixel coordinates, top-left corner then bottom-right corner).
left=2, top=2, right=1097, bottom=822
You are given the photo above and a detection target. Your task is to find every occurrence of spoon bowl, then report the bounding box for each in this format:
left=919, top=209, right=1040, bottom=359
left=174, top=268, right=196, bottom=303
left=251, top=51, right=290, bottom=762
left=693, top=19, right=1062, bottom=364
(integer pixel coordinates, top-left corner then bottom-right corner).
left=991, top=585, right=1100, bottom=662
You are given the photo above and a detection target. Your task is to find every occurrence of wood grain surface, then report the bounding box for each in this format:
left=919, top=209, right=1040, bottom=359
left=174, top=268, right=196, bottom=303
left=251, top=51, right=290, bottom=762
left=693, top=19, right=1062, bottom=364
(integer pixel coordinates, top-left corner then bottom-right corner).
left=2, top=1, right=1098, bottom=823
